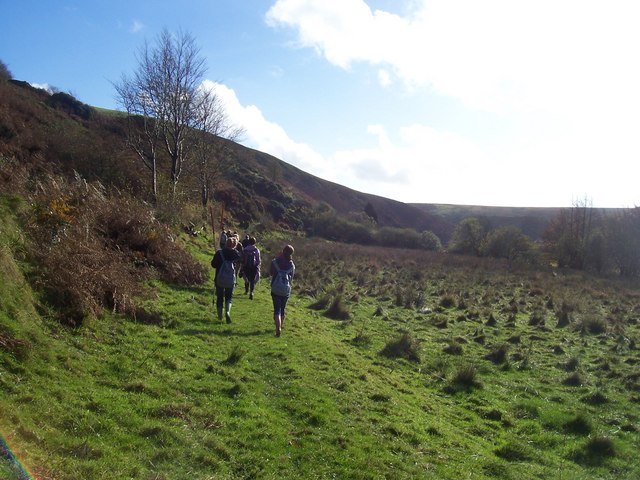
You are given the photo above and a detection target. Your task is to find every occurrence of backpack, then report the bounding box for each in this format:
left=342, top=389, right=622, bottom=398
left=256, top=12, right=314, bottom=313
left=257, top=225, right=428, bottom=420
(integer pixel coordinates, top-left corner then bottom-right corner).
left=216, top=253, right=236, bottom=288
left=244, top=250, right=257, bottom=269
left=271, top=259, right=293, bottom=297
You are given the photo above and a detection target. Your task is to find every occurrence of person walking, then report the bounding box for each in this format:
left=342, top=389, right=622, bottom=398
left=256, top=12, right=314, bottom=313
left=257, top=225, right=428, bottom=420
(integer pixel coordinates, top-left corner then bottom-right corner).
left=242, top=236, right=261, bottom=299
left=270, top=244, right=295, bottom=337
left=218, top=229, right=228, bottom=250
left=211, top=236, right=241, bottom=323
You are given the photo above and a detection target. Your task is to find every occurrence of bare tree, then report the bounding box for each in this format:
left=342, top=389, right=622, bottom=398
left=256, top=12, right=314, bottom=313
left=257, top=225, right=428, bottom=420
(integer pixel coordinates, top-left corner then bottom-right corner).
left=190, top=85, right=244, bottom=206
left=115, top=28, right=236, bottom=200
left=114, top=75, right=162, bottom=198
left=543, top=196, right=597, bottom=269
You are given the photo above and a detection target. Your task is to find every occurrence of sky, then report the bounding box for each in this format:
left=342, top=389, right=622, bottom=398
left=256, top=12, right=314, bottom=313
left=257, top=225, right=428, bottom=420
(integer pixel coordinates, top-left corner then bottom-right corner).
left=1, top=0, right=639, bottom=208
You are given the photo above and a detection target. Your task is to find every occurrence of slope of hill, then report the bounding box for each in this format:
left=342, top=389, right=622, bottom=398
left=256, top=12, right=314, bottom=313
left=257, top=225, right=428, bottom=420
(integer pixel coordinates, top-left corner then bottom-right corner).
left=0, top=79, right=453, bottom=240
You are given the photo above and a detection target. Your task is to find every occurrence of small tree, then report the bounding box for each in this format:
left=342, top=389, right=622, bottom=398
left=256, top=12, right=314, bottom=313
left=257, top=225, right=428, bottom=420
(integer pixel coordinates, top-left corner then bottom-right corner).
left=483, top=226, right=533, bottom=262
left=364, top=202, right=378, bottom=224
left=448, top=217, right=486, bottom=256
left=543, top=197, right=596, bottom=269
left=0, top=60, right=11, bottom=81
left=420, top=230, right=442, bottom=251
left=606, top=207, right=640, bottom=277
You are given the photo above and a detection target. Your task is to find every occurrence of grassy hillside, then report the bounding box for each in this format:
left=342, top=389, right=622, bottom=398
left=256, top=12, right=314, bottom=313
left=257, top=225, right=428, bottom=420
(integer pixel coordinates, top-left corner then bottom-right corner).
left=1, top=210, right=639, bottom=478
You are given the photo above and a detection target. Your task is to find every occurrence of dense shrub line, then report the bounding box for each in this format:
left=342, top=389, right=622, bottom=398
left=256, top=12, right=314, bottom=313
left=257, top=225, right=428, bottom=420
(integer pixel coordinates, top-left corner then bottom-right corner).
left=1, top=163, right=206, bottom=326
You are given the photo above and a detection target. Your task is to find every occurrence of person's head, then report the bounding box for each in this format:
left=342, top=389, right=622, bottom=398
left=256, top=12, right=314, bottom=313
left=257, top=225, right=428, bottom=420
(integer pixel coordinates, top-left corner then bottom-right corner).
left=282, top=244, right=294, bottom=261
left=249, top=236, right=256, bottom=245
left=226, top=237, right=238, bottom=249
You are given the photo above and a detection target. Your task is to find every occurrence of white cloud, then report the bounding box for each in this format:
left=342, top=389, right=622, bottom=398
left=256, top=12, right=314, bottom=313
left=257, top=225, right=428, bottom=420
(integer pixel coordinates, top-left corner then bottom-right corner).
left=30, top=83, right=53, bottom=94
left=205, top=81, right=330, bottom=177
left=266, top=0, right=640, bottom=117
left=209, top=76, right=640, bottom=207
left=263, top=0, right=640, bottom=207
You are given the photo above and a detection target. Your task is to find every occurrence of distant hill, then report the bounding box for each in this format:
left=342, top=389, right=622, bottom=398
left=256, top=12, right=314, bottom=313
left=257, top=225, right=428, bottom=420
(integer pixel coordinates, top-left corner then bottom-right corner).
left=411, top=204, right=562, bottom=240
left=412, top=204, right=626, bottom=241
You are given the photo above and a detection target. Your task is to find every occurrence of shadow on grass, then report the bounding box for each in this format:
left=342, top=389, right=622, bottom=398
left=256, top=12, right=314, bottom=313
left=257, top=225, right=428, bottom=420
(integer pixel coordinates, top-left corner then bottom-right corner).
left=177, top=328, right=270, bottom=337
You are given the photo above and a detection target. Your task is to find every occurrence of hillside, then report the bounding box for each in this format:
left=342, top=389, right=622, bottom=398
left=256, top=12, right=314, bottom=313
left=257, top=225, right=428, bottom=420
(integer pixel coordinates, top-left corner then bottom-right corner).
left=0, top=79, right=454, bottom=240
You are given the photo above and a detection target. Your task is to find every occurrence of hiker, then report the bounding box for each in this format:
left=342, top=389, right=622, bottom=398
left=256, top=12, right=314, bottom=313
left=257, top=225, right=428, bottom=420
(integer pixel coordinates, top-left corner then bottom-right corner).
left=241, top=234, right=251, bottom=248
left=233, top=233, right=244, bottom=280
left=219, top=229, right=228, bottom=250
left=211, top=236, right=242, bottom=323
left=242, top=236, right=261, bottom=299
left=270, top=244, right=295, bottom=337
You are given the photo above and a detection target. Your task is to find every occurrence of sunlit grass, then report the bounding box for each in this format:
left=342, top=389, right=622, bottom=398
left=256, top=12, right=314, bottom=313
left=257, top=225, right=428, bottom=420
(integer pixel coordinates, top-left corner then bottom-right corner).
left=1, top=227, right=639, bottom=479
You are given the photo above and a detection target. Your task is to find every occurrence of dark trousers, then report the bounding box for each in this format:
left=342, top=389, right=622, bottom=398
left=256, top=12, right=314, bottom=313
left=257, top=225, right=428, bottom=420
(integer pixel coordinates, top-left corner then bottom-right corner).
left=216, top=286, right=234, bottom=311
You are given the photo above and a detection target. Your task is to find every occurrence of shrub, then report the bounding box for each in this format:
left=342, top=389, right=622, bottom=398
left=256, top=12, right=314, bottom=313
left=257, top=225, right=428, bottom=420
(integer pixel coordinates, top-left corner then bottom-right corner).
left=380, top=333, right=420, bottom=362
left=586, top=436, right=616, bottom=457
left=573, top=436, right=617, bottom=464
left=564, top=356, right=580, bottom=372
left=0, top=327, right=31, bottom=361
left=420, top=230, right=443, bottom=251
left=483, top=226, right=534, bottom=262
left=580, top=390, right=609, bottom=405
left=439, top=294, right=456, bottom=308
left=443, top=340, right=463, bottom=355
left=222, top=345, right=245, bottom=366
left=24, top=175, right=206, bottom=325
left=556, top=300, right=574, bottom=327
left=308, top=295, right=331, bottom=311
left=0, top=60, right=11, bottom=81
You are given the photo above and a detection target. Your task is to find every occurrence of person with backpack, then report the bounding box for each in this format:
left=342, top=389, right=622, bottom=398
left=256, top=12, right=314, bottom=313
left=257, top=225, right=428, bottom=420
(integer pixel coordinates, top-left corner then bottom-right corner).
left=269, top=244, right=295, bottom=337
left=218, top=229, right=228, bottom=250
left=242, top=236, right=261, bottom=299
left=211, top=236, right=242, bottom=323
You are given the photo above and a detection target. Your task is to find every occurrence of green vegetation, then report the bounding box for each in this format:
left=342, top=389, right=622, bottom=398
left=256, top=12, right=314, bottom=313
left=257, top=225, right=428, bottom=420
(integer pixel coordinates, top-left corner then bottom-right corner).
left=1, top=57, right=639, bottom=479
left=2, top=197, right=639, bottom=478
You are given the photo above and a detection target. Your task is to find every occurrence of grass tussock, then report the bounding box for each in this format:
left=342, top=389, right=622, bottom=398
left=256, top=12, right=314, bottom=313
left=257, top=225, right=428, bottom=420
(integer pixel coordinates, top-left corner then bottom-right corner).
left=380, top=332, right=420, bottom=362
left=447, top=364, right=482, bottom=392
left=325, top=295, right=351, bottom=320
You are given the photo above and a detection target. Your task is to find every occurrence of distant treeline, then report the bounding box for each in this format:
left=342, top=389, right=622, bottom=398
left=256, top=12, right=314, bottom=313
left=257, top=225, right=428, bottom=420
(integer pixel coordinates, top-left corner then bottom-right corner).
left=307, top=201, right=640, bottom=277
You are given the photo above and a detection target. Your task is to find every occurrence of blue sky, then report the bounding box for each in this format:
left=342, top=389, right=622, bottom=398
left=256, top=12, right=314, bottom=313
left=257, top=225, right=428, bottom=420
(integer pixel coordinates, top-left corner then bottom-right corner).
left=2, top=0, right=639, bottom=208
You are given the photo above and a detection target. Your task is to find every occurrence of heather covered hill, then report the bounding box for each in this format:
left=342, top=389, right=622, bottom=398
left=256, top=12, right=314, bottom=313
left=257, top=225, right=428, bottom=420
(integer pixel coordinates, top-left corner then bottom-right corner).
left=0, top=78, right=451, bottom=238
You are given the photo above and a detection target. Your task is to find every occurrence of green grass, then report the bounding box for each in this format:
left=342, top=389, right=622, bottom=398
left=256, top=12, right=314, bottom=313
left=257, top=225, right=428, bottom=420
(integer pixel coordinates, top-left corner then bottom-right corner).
left=1, top=219, right=640, bottom=478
